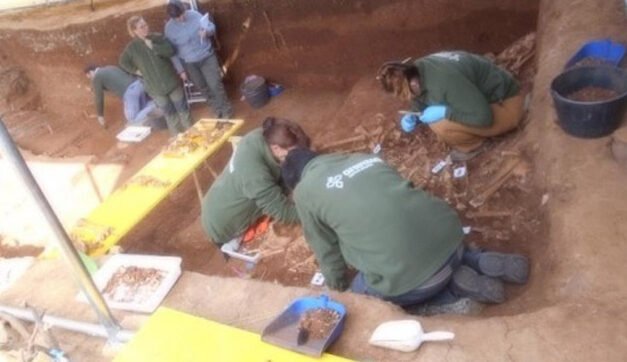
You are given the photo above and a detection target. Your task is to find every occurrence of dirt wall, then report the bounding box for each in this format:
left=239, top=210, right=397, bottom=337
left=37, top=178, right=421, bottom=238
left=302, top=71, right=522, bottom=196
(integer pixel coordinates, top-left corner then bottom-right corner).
left=0, top=0, right=538, bottom=141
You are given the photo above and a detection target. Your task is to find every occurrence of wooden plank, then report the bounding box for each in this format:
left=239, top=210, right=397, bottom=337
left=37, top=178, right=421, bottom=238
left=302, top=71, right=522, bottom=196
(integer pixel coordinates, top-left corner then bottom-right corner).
left=114, top=307, right=353, bottom=362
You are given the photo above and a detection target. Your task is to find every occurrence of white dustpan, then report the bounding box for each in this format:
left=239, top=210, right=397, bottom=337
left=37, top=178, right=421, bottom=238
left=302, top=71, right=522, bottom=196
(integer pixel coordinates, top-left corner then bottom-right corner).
left=369, top=320, right=454, bottom=352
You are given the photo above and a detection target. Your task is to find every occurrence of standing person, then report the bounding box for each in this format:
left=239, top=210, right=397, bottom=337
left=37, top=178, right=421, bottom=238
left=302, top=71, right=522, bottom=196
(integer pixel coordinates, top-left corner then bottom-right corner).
left=377, top=51, right=524, bottom=161
left=120, top=15, right=192, bottom=135
left=201, top=118, right=309, bottom=252
left=165, top=0, right=233, bottom=119
left=84, top=64, right=163, bottom=128
left=281, top=148, right=529, bottom=307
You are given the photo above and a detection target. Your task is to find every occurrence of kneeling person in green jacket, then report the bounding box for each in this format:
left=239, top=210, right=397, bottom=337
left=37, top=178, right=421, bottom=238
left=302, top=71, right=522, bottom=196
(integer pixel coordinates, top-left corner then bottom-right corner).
left=378, top=51, right=524, bottom=161
left=282, top=148, right=529, bottom=306
left=201, top=118, right=310, bottom=253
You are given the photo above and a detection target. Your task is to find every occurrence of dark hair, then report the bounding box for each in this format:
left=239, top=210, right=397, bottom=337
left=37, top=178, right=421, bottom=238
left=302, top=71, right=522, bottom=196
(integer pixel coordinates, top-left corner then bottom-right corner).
left=166, top=0, right=186, bottom=19
left=262, top=117, right=311, bottom=149
left=281, top=148, right=318, bottom=190
left=83, top=64, right=98, bottom=74
left=376, top=60, right=418, bottom=95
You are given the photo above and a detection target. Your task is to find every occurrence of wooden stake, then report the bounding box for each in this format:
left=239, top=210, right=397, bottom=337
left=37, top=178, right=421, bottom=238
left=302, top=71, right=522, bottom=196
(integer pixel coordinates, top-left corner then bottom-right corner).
left=203, top=160, right=218, bottom=179
left=262, top=10, right=281, bottom=51
left=192, top=170, right=204, bottom=206
left=466, top=210, right=514, bottom=218
left=469, top=158, right=522, bottom=208
left=318, top=134, right=367, bottom=151
left=222, top=16, right=252, bottom=75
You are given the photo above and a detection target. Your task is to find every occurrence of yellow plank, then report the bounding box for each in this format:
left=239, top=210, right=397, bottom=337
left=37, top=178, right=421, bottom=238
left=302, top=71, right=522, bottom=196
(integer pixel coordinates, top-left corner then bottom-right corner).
left=71, top=119, right=244, bottom=256
left=114, top=307, right=354, bottom=362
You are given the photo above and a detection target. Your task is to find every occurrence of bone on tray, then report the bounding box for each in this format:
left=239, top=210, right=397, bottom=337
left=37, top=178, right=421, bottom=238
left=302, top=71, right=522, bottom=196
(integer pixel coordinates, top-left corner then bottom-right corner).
left=102, top=266, right=165, bottom=304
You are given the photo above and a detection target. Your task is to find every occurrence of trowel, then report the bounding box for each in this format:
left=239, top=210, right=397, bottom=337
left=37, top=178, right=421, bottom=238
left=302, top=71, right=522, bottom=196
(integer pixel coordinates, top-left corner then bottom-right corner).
left=369, top=320, right=454, bottom=352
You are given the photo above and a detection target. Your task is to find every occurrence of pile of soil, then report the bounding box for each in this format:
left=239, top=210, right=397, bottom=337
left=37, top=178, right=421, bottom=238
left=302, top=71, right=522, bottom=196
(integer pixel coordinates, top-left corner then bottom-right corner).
left=567, top=86, right=619, bottom=102
left=572, top=57, right=615, bottom=68
left=298, top=308, right=341, bottom=340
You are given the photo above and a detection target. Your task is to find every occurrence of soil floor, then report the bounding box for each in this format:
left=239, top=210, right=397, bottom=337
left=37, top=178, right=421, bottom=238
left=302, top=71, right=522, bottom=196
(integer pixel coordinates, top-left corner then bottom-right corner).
left=0, top=0, right=626, bottom=361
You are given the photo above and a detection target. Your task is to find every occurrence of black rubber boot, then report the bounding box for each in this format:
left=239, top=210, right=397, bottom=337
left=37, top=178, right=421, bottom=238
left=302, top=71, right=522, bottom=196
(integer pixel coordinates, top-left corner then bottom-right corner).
left=465, top=251, right=529, bottom=284
left=451, top=265, right=505, bottom=304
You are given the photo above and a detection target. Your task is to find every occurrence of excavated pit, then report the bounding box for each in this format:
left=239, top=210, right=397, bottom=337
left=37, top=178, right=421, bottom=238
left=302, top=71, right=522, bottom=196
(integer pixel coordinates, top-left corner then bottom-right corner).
left=0, top=0, right=546, bottom=317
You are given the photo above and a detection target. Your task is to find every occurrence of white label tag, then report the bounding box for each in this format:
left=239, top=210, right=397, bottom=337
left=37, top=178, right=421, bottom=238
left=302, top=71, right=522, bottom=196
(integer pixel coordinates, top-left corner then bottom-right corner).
left=431, top=160, right=448, bottom=174
left=311, top=272, right=325, bottom=286
left=453, top=166, right=467, bottom=178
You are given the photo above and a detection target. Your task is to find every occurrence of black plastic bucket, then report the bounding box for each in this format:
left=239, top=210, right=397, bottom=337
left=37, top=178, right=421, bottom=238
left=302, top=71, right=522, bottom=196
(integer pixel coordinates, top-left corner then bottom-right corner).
left=550, top=65, right=627, bottom=138
left=241, top=75, right=270, bottom=109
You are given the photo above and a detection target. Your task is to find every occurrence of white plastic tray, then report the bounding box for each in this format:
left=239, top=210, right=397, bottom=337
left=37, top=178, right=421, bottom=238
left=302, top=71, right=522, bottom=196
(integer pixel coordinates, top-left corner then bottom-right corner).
left=78, top=254, right=181, bottom=313
left=220, top=243, right=261, bottom=264
left=116, top=126, right=151, bottom=143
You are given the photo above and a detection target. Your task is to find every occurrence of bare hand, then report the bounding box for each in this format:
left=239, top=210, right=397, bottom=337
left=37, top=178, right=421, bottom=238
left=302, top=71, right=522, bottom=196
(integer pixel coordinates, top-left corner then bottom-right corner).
left=179, top=72, right=188, bottom=81
left=144, top=39, right=153, bottom=49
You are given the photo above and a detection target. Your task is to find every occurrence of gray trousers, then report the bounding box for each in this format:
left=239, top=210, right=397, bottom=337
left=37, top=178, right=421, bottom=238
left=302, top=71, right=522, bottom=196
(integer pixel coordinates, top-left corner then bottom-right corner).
left=185, top=53, right=232, bottom=118
left=123, top=80, right=163, bottom=125
left=151, top=86, right=192, bottom=135
left=350, top=244, right=464, bottom=306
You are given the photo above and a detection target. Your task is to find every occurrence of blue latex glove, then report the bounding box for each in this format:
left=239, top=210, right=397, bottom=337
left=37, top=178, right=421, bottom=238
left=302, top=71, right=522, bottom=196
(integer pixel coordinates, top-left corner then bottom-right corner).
left=419, top=105, right=448, bottom=124
left=400, top=114, right=419, bottom=133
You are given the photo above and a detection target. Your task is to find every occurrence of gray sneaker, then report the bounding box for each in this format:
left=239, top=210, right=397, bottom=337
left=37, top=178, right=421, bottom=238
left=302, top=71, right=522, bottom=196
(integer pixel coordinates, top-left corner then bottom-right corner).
left=451, top=265, right=505, bottom=304
left=411, top=298, right=485, bottom=316
left=475, top=252, right=529, bottom=284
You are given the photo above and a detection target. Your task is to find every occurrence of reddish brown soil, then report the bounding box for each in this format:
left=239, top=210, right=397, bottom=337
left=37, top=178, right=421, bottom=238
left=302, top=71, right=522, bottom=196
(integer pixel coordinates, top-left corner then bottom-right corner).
left=299, top=308, right=341, bottom=340
left=0, top=0, right=540, bottom=312
left=3, top=0, right=627, bottom=361
left=567, top=86, right=619, bottom=102
left=0, top=243, right=43, bottom=258
left=572, top=57, right=615, bottom=68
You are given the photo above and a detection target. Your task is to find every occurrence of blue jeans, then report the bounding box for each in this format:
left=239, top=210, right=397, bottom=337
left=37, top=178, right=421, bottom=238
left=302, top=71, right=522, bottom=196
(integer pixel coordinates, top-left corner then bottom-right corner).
left=151, top=86, right=192, bottom=135
left=350, top=244, right=464, bottom=306
left=185, top=53, right=232, bottom=118
left=123, top=80, right=163, bottom=125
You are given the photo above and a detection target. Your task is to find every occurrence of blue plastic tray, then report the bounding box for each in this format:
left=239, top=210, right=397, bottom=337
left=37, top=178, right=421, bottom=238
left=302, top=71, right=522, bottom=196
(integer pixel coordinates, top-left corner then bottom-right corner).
left=565, top=39, right=625, bottom=69
left=261, top=294, right=347, bottom=357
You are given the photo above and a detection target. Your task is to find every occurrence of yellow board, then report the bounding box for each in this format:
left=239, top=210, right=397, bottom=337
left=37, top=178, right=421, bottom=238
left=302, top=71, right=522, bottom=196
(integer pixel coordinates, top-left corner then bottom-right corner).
left=69, top=119, right=244, bottom=256
left=114, top=307, right=354, bottom=362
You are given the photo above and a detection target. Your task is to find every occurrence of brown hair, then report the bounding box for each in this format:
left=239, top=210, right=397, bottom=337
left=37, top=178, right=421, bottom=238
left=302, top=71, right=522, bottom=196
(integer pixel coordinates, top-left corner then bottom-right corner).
left=167, top=0, right=186, bottom=18
left=377, top=61, right=418, bottom=100
left=127, top=16, right=145, bottom=38
left=262, top=117, right=310, bottom=149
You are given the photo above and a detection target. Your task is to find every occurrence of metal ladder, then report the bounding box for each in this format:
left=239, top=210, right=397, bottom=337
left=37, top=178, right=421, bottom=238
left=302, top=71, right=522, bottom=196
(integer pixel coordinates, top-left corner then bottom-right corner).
left=167, top=0, right=208, bottom=105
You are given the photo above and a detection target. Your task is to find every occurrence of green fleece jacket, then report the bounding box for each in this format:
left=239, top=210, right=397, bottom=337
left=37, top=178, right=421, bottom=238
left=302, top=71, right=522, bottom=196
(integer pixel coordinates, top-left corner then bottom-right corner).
left=119, top=34, right=179, bottom=97
left=294, top=153, right=463, bottom=296
left=91, top=66, right=134, bottom=117
left=411, top=51, right=520, bottom=128
left=201, top=129, right=299, bottom=244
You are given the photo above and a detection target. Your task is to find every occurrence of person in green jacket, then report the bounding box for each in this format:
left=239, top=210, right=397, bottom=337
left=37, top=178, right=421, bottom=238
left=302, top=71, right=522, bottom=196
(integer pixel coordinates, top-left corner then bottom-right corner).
left=201, top=118, right=310, bottom=253
left=84, top=64, right=162, bottom=128
left=120, top=15, right=192, bottom=135
left=377, top=51, right=524, bottom=161
left=281, top=148, right=529, bottom=306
